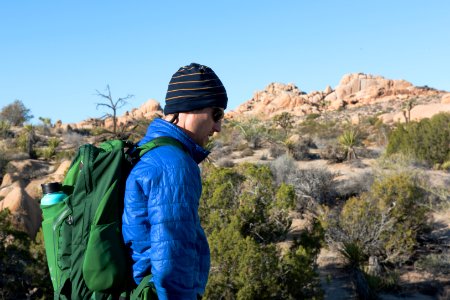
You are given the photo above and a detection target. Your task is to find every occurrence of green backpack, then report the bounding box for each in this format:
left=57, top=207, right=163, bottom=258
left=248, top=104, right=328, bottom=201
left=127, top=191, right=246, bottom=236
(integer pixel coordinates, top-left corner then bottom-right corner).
left=40, top=137, right=184, bottom=300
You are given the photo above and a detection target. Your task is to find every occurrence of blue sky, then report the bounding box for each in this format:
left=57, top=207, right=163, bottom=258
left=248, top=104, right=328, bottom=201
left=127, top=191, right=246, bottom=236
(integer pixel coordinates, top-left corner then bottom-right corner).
left=1, top=1, right=449, bottom=124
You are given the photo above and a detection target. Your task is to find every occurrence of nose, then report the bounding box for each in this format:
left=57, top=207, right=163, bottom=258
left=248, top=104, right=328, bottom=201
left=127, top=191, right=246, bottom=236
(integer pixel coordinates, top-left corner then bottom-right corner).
left=213, top=120, right=221, bottom=133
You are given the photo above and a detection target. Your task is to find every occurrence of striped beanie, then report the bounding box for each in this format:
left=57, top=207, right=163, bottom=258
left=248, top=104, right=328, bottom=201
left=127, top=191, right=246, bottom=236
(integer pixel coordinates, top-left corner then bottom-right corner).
left=164, top=63, right=228, bottom=115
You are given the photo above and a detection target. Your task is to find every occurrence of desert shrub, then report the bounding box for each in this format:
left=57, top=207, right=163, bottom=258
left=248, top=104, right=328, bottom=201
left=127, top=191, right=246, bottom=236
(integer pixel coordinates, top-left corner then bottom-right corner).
left=227, top=118, right=268, bottom=149
left=293, top=168, right=337, bottom=206
left=327, top=172, right=428, bottom=267
left=37, top=147, right=55, bottom=160
left=206, top=223, right=323, bottom=300
left=0, top=149, right=10, bottom=184
left=36, top=137, right=61, bottom=160
left=285, top=138, right=313, bottom=161
left=55, top=149, right=76, bottom=162
left=0, top=100, right=33, bottom=126
left=441, top=160, right=450, bottom=171
left=335, top=171, right=374, bottom=199
left=270, top=155, right=337, bottom=206
left=364, top=270, right=400, bottom=294
left=47, top=137, right=60, bottom=149
left=269, top=154, right=297, bottom=186
left=320, top=142, right=346, bottom=163
left=386, top=112, right=450, bottom=166
left=201, top=163, right=293, bottom=244
left=240, top=148, right=254, bottom=158
left=214, top=121, right=245, bottom=149
left=200, top=164, right=323, bottom=298
left=306, top=113, right=321, bottom=120
left=15, top=125, right=37, bottom=158
left=269, top=143, right=286, bottom=158
left=414, top=251, right=450, bottom=275
left=272, top=112, right=294, bottom=136
left=260, top=152, right=268, bottom=160
left=216, top=157, right=235, bottom=168
left=340, top=241, right=367, bottom=269
left=376, top=152, right=426, bottom=170
left=0, top=209, right=52, bottom=298
left=358, top=114, right=391, bottom=147
left=355, top=147, right=382, bottom=159
left=0, top=120, right=12, bottom=138
left=62, top=132, right=86, bottom=148
left=209, top=142, right=233, bottom=162
left=298, top=118, right=342, bottom=140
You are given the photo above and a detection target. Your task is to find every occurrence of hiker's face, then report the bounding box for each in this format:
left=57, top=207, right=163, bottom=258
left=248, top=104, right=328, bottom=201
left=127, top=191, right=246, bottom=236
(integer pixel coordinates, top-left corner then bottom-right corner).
left=177, top=107, right=223, bottom=147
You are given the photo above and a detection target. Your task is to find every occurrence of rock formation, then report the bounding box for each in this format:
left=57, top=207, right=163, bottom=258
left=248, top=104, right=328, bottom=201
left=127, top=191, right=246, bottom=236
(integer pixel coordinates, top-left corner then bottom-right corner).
left=0, top=159, right=70, bottom=238
left=230, top=73, right=445, bottom=120
left=104, top=99, right=162, bottom=129
left=66, top=99, right=163, bottom=131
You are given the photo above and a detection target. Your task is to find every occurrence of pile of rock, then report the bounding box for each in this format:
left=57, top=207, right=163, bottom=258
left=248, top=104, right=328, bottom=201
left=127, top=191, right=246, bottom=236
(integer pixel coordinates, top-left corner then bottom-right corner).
left=0, top=159, right=71, bottom=238
left=58, top=99, right=163, bottom=131
left=231, top=73, right=447, bottom=121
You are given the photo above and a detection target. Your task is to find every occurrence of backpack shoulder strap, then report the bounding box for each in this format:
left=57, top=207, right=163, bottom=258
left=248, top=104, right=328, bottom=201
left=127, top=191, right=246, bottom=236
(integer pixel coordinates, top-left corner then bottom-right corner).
left=137, top=136, right=186, bottom=158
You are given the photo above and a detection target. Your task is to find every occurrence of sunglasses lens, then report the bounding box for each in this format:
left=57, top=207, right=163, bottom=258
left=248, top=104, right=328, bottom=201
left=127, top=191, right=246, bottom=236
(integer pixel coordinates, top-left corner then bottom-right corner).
left=213, top=108, right=224, bottom=122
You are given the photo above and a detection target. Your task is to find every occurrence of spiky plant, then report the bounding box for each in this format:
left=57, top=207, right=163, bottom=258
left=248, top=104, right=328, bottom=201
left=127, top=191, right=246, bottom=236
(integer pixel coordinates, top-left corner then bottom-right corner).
left=338, top=129, right=360, bottom=160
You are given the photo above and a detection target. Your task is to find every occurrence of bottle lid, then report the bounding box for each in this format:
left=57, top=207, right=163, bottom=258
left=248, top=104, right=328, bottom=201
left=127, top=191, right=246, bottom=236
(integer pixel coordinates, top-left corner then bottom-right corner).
left=41, top=182, right=62, bottom=194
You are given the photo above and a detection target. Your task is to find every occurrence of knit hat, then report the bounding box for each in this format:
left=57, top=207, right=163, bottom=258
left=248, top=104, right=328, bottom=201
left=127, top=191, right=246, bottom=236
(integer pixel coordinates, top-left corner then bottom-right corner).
left=164, top=63, right=228, bottom=115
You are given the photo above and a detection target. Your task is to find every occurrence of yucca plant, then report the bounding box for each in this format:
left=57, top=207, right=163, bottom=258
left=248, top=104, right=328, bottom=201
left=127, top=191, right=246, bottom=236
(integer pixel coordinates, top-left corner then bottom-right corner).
left=338, top=129, right=360, bottom=160
left=48, top=137, right=60, bottom=149
left=17, top=124, right=37, bottom=158
left=340, top=241, right=366, bottom=268
left=0, top=120, right=11, bottom=138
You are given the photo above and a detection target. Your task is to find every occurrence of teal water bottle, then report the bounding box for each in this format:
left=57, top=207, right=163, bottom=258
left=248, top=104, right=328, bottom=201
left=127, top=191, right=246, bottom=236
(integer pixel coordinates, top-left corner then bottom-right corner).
left=41, top=182, right=66, bottom=206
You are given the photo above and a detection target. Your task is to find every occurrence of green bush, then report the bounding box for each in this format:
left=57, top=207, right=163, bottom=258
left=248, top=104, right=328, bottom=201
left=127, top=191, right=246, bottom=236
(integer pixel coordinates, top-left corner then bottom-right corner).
left=272, top=112, right=294, bottom=136
left=414, top=251, right=450, bottom=275
left=47, top=137, right=60, bottom=149
left=386, top=112, right=450, bottom=166
left=225, top=118, right=269, bottom=149
left=328, top=172, right=428, bottom=266
left=441, top=160, right=450, bottom=171
left=0, top=209, right=52, bottom=298
left=298, top=119, right=342, bottom=140
left=0, top=99, right=33, bottom=126
left=0, top=120, right=11, bottom=138
left=200, top=163, right=323, bottom=299
left=306, top=113, right=321, bottom=120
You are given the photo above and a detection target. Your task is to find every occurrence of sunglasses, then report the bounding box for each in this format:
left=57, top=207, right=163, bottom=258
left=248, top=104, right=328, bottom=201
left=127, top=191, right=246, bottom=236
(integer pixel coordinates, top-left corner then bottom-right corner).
left=212, top=107, right=224, bottom=123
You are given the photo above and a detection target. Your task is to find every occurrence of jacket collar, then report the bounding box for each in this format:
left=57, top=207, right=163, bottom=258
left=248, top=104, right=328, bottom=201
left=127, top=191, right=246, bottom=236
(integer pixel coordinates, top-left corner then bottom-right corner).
left=139, top=118, right=210, bottom=164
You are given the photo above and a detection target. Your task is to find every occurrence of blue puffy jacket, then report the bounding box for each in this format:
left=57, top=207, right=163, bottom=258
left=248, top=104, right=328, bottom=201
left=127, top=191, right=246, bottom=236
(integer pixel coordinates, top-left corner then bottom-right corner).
left=122, top=118, right=211, bottom=300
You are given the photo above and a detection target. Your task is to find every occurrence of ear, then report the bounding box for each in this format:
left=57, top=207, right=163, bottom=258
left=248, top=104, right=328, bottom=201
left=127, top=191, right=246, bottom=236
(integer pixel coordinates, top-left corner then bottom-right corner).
left=165, top=113, right=179, bottom=124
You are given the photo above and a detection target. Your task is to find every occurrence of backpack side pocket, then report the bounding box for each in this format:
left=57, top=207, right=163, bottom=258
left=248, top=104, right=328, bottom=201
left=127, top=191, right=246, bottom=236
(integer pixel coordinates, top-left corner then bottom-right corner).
left=41, top=196, right=72, bottom=292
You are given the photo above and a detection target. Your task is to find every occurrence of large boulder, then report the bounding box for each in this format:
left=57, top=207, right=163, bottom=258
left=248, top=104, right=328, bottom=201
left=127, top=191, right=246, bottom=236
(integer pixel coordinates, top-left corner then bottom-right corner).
left=105, top=99, right=163, bottom=129
left=379, top=103, right=450, bottom=123
left=0, top=181, right=42, bottom=238
left=441, top=93, right=450, bottom=104
left=0, top=159, right=66, bottom=238
left=0, top=160, right=52, bottom=188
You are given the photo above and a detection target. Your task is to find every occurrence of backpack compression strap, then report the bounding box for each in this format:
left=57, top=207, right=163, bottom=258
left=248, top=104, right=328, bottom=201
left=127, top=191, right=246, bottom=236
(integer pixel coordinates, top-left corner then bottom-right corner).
left=137, top=136, right=186, bottom=157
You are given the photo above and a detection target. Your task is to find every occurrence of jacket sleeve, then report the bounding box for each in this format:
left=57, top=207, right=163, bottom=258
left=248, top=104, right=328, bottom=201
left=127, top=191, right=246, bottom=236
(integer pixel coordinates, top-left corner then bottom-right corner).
left=147, top=166, right=202, bottom=300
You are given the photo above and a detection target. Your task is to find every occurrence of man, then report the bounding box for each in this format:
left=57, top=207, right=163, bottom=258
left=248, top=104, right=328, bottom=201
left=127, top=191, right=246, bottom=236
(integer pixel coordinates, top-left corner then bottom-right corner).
left=122, top=63, right=227, bottom=300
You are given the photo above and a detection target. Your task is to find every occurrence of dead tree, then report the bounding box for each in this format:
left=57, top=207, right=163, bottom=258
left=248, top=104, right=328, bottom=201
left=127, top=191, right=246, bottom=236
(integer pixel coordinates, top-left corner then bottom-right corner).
left=95, top=85, right=133, bottom=134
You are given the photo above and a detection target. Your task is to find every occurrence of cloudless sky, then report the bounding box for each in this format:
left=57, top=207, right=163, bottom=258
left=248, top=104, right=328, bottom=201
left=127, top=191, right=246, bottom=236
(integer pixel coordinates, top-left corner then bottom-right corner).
left=1, top=1, right=449, bottom=124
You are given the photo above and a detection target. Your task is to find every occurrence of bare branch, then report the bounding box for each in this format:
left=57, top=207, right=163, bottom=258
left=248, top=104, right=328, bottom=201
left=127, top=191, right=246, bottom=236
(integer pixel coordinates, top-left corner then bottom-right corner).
left=94, top=85, right=134, bottom=134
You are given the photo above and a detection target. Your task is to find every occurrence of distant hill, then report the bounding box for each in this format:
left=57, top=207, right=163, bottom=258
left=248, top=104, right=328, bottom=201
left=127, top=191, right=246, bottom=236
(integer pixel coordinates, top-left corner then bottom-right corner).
left=229, top=73, right=450, bottom=121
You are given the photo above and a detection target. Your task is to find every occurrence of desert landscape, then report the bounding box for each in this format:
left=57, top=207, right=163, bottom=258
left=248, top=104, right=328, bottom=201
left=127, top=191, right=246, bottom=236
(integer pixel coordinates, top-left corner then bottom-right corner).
left=1, top=73, right=449, bottom=299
